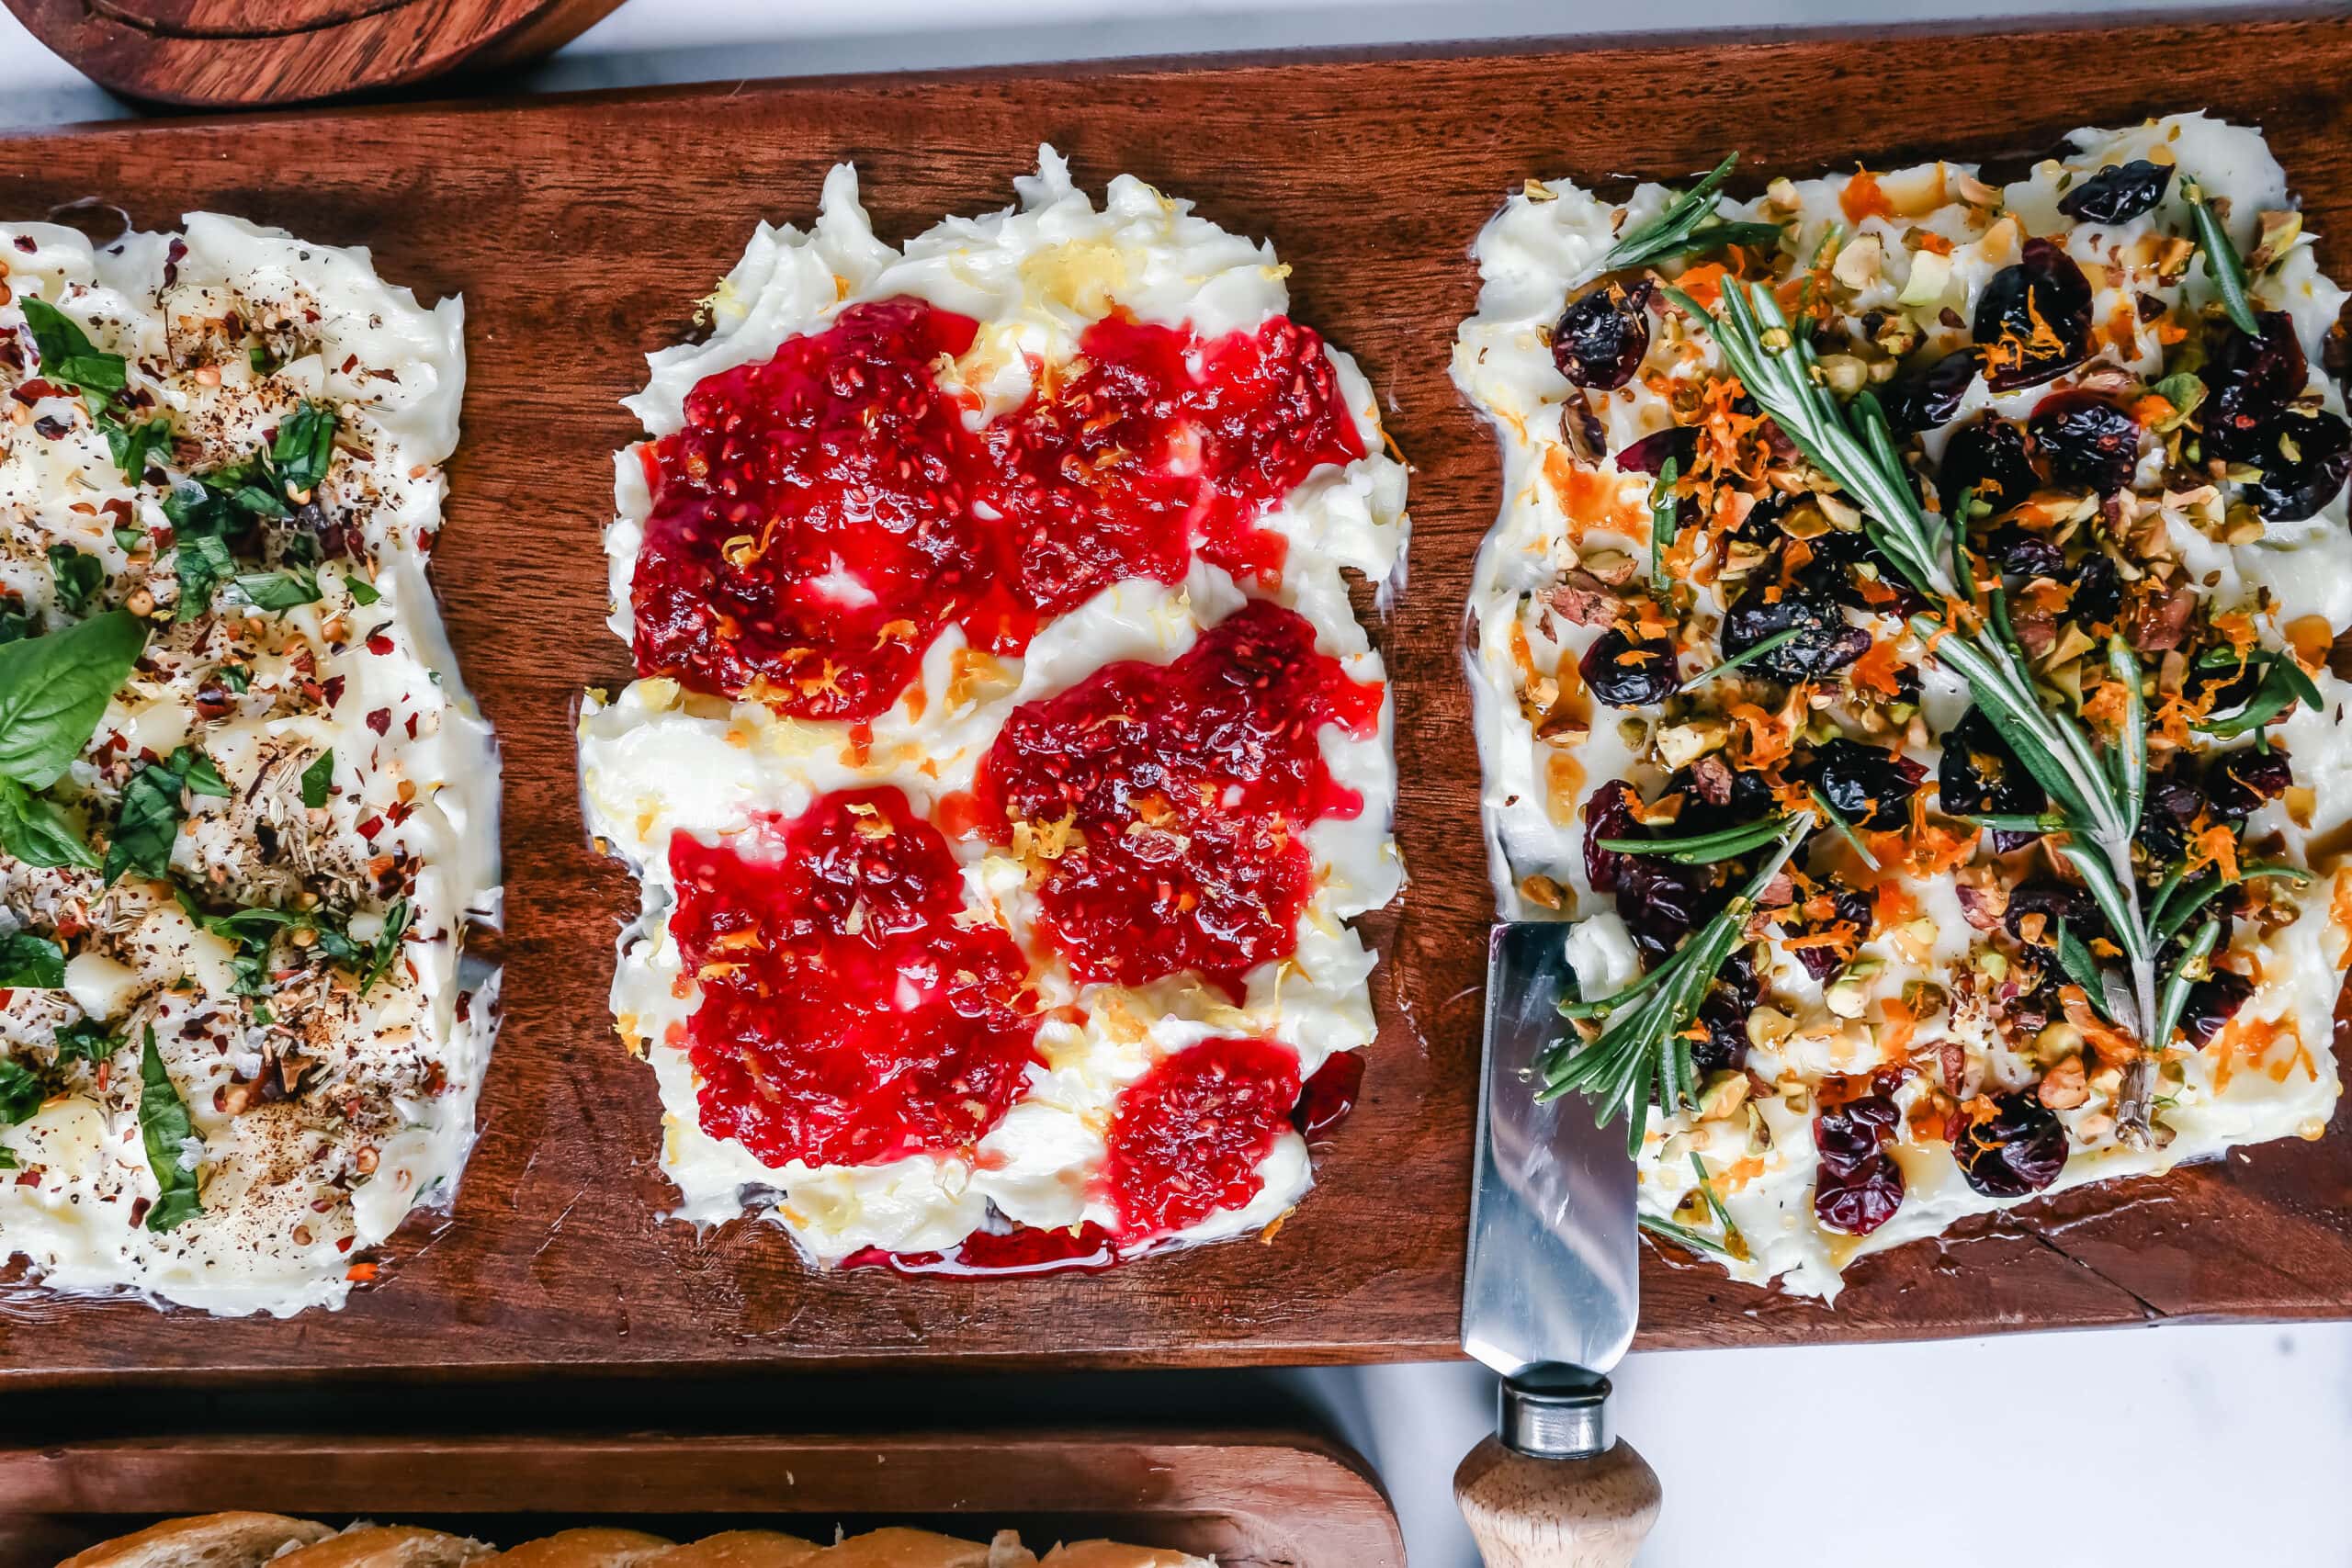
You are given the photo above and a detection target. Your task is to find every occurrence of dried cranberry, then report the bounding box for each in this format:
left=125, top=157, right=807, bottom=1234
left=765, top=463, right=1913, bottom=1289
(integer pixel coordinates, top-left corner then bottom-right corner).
left=1938, top=705, right=2045, bottom=833
left=2134, top=760, right=2208, bottom=865
left=2201, top=311, right=2309, bottom=463
left=2069, top=553, right=2122, bottom=626
left=1554, top=279, right=1654, bottom=390
left=2030, top=394, right=2142, bottom=495
left=2181, top=968, right=2256, bottom=1045
left=1693, top=991, right=1749, bottom=1077
left=2208, top=746, right=2294, bottom=819
left=1665, top=761, right=1776, bottom=838
left=2003, top=882, right=2098, bottom=945
left=1814, top=1092, right=1905, bottom=1235
left=2055, top=160, right=2173, bottom=226
left=1578, top=626, right=1678, bottom=707
left=1614, top=423, right=1698, bottom=475
left=1954, top=1092, right=2067, bottom=1198
left=1582, top=780, right=1641, bottom=895
left=1882, top=352, right=1978, bottom=435
left=1939, top=418, right=2038, bottom=513
left=1987, top=527, right=2066, bottom=581
left=1806, top=527, right=1928, bottom=617
left=2246, top=410, right=2352, bottom=523
left=1973, top=240, right=2093, bottom=391
left=1784, top=886, right=1875, bottom=982
left=1721, top=581, right=1868, bottom=682
left=1800, top=738, right=1926, bottom=830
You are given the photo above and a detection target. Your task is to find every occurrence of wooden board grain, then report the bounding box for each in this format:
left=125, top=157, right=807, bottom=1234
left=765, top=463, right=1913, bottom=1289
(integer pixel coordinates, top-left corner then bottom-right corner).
left=2, top=12, right=2351, bottom=1383
left=1, top=0, right=625, bottom=109
left=0, top=1430, right=1405, bottom=1567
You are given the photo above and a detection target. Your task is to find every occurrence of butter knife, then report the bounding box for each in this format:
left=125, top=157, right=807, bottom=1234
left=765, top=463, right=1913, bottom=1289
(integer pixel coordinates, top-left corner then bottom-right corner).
left=1453, top=919, right=1661, bottom=1566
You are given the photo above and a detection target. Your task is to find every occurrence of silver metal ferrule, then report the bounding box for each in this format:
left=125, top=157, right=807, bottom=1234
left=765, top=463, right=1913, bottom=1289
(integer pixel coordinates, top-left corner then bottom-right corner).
left=1500, top=1366, right=1613, bottom=1459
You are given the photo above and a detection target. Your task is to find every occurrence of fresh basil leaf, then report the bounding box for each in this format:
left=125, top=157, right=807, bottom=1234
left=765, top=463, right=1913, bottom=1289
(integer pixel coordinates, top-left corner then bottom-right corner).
left=270, top=403, right=337, bottom=495
left=227, top=480, right=290, bottom=521
left=216, top=663, right=251, bottom=694
left=105, top=746, right=224, bottom=885
left=311, top=921, right=363, bottom=966
left=300, top=750, right=334, bottom=809
left=17, top=298, right=128, bottom=397
left=0, top=608, right=146, bottom=790
left=0, top=1057, right=43, bottom=1124
left=0, top=775, right=96, bottom=870
left=99, top=412, right=175, bottom=482
left=345, top=575, right=381, bottom=607
left=112, top=525, right=147, bottom=554
left=0, top=931, right=66, bottom=988
left=361, top=897, right=411, bottom=995
left=232, top=565, right=321, bottom=613
left=136, top=1026, right=202, bottom=1232
left=46, top=544, right=103, bottom=615
left=172, top=533, right=234, bottom=621
left=0, top=1148, right=17, bottom=1171
left=0, top=604, right=30, bottom=644
left=52, top=1016, right=115, bottom=1066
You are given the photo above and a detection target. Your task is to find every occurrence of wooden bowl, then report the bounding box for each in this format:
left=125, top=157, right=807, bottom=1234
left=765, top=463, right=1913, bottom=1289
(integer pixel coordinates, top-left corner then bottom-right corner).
left=1, top=0, right=626, bottom=109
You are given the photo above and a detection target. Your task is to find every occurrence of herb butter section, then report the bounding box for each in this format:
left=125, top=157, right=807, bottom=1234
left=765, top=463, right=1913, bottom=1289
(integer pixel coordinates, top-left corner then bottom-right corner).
left=0, top=215, right=499, bottom=1316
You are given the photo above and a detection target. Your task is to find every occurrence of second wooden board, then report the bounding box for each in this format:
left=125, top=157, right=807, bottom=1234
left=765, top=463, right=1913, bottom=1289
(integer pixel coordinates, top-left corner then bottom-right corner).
left=1, top=12, right=2349, bottom=1381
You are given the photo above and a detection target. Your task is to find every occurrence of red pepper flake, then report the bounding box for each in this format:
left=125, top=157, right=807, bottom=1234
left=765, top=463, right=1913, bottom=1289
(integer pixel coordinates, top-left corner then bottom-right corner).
left=365, top=708, right=391, bottom=735
left=322, top=675, right=347, bottom=708
left=366, top=633, right=395, bottom=656
left=404, top=713, right=419, bottom=739
left=356, top=816, right=384, bottom=840
left=345, top=1260, right=379, bottom=1280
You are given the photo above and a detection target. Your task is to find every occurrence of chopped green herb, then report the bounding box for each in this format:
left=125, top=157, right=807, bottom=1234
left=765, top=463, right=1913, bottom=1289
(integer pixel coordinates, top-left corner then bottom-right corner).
left=0, top=775, right=96, bottom=870
left=232, top=565, right=322, bottom=613
left=45, top=544, right=103, bottom=615
left=169, top=530, right=235, bottom=621
left=216, top=663, right=252, bottom=694
left=2183, top=178, right=2263, bottom=338
left=345, top=574, right=381, bottom=607
left=0, top=608, right=148, bottom=790
left=136, top=1026, right=202, bottom=1232
left=0, top=931, right=66, bottom=988
left=112, top=525, right=147, bottom=554
left=2193, top=648, right=2324, bottom=739
left=270, top=402, right=338, bottom=496
left=17, top=297, right=128, bottom=398
left=300, top=750, right=334, bottom=809
left=52, top=1017, right=115, bottom=1066
left=361, top=897, right=412, bottom=995
left=98, top=412, right=175, bottom=482
left=104, top=745, right=229, bottom=886
left=0, top=1056, right=43, bottom=1124
left=1637, top=1212, right=1736, bottom=1258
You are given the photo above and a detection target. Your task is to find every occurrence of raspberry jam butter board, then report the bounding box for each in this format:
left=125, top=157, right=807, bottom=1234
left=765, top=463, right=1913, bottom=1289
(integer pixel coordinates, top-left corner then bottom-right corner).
left=7, top=12, right=2352, bottom=1382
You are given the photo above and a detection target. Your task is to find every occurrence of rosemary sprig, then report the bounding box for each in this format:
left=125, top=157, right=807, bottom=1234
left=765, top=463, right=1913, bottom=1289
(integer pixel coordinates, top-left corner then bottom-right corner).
left=1637, top=1212, right=1736, bottom=1258
left=1805, top=785, right=1882, bottom=873
left=2192, top=648, right=2323, bottom=739
left=1597, top=153, right=1741, bottom=274
left=1541, top=816, right=1814, bottom=1155
left=1690, top=1151, right=1744, bottom=1245
left=1671, top=276, right=2189, bottom=1136
left=1649, top=456, right=1679, bottom=597
left=1596, top=813, right=1799, bottom=865
left=2183, top=178, right=2264, bottom=337
left=1679, top=625, right=1802, bottom=693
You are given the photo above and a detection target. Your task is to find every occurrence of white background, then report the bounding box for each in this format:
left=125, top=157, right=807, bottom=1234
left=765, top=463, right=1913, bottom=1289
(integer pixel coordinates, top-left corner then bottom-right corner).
left=6, top=4, right=2351, bottom=1564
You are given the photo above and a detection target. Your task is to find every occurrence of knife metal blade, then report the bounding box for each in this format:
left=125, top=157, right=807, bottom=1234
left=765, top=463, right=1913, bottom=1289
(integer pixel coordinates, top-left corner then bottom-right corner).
left=1460, top=919, right=1638, bottom=1455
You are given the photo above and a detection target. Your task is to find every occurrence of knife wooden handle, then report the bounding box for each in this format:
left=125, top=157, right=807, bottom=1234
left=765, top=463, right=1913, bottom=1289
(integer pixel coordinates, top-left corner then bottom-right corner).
left=1453, top=1433, right=1661, bottom=1567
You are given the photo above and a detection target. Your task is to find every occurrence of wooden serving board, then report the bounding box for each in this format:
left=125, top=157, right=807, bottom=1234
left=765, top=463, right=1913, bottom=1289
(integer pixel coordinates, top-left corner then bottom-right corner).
left=0, top=1429, right=1406, bottom=1567
left=3, top=12, right=2352, bottom=1382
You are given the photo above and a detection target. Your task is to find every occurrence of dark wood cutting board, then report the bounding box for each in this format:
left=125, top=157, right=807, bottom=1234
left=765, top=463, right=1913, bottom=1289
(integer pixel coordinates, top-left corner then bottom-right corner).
left=3, top=12, right=2351, bottom=1384
left=0, top=1429, right=1405, bottom=1567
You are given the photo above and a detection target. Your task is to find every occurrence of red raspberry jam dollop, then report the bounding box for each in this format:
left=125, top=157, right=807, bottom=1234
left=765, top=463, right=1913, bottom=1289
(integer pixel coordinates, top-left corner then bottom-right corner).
left=667, top=786, right=1041, bottom=1168
left=1106, top=1037, right=1303, bottom=1242
left=972, top=599, right=1382, bottom=997
left=632, top=299, right=1363, bottom=721
left=841, top=1220, right=1121, bottom=1279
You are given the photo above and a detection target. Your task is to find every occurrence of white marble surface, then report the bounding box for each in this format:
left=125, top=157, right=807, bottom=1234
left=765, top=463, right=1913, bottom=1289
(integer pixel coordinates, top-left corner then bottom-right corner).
left=5, top=4, right=2352, bottom=1564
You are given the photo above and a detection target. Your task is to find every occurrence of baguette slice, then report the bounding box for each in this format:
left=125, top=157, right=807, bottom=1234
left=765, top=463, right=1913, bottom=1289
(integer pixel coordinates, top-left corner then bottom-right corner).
left=491, top=1530, right=673, bottom=1567
left=798, top=1529, right=1021, bottom=1568
left=646, top=1533, right=820, bottom=1567
left=274, top=1527, right=493, bottom=1568
left=1039, top=1546, right=1214, bottom=1567
left=57, top=1513, right=337, bottom=1568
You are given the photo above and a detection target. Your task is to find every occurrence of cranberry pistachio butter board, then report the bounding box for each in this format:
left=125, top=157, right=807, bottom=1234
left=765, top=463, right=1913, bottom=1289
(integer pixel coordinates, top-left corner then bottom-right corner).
left=4, top=12, right=2352, bottom=1380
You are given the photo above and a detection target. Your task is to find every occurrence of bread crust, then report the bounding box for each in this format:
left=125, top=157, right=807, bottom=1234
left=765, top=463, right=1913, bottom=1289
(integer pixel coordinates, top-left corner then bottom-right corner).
left=487, top=1529, right=673, bottom=1567
left=1038, top=1545, right=1213, bottom=1568
left=269, top=1526, right=494, bottom=1568
left=643, top=1531, right=820, bottom=1568
left=56, top=1512, right=336, bottom=1568
left=797, top=1529, right=1008, bottom=1568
